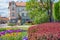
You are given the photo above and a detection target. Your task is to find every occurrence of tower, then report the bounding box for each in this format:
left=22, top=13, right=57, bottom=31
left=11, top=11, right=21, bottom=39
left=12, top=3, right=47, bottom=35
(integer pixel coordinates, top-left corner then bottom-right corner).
left=9, top=1, right=18, bottom=24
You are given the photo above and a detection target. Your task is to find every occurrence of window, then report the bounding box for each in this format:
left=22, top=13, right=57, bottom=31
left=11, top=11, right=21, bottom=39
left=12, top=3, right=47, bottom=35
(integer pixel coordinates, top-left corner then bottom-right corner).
left=25, top=13, right=27, bottom=16
left=22, top=8, right=24, bottom=11
left=12, top=2, right=15, bottom=5
left=21, top=8, right=24, bottom=11
left=12, top=7, right=14, bottom=10
left=12, top=13, right=15, bottom=17
left=22, top=13, right=24, bottom=16
left=12, top=20, right=15, bottom=22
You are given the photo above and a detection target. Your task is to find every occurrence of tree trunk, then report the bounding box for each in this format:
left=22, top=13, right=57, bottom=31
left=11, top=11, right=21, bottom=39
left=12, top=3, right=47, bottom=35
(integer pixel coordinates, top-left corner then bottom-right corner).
left=48, top=0, right=53, bottom=22
left=49, top=0, right=53, bottom=22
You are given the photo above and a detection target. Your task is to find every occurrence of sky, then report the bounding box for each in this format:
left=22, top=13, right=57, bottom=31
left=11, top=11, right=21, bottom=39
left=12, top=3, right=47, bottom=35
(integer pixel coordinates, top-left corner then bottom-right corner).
left=0, top=0, right=59, bottom=17
left=0, top=0, right=27, bottom=17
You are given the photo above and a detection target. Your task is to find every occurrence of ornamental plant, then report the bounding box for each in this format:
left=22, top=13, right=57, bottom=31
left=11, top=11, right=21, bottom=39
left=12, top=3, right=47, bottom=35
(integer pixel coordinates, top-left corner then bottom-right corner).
left=0, top=29, right=27, bottom=40
left=28, top=22, right=60, bottom=40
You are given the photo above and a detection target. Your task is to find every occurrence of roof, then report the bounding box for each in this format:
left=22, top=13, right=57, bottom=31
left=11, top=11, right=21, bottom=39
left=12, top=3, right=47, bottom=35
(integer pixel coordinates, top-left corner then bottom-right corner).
left=0, top=17, right=9, bottom=21
left=16, top=2, right=26, bottom=7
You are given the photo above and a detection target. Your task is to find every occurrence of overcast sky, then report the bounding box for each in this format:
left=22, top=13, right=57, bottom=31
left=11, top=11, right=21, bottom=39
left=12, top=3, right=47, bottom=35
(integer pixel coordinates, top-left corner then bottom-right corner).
left=0, top=0, right=27, bottom=17
left=0, top=0, right=59, bottom=17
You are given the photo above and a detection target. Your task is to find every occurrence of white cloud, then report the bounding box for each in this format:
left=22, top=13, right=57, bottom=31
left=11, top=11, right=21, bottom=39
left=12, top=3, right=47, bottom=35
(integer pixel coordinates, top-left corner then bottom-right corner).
left=0, top=4, right=8, bottom=7
left=0, top=0, right=3, bottom=2
left=0, top=0, right=9, bottom=3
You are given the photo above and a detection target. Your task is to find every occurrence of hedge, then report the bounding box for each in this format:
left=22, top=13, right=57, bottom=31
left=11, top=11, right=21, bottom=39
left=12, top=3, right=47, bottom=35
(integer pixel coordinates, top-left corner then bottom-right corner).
left=28, top=22, right=60, bottom=40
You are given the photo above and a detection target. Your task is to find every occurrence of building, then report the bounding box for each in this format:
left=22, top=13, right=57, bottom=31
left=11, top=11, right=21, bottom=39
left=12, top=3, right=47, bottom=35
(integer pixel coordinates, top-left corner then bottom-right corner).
left=9, top=1, right=18, bottom=24
left=0, top=17, right=9, bottom=24
left=9, top=1, right=30, bottom=25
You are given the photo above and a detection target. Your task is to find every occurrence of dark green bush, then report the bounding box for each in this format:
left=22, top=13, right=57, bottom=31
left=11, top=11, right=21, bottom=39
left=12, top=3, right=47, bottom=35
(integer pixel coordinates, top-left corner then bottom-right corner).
left=0, top=28, right=6, bottom=32
left=8, top=23, right=16, bottom=26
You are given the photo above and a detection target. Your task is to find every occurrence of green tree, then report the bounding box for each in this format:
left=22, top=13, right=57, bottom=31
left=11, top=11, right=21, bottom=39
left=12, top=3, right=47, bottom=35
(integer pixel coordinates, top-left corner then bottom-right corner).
left=40, top=0, right=55, bottom=22
left=26, top=0, right=49, bottom=24
left=54, top=0, right=60, bottom=22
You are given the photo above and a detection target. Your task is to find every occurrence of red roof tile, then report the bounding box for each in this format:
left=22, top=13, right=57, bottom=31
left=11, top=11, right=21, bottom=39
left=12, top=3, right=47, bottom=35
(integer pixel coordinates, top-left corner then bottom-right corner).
left=16, top=2, right=26, bottom=6
left=0, top=17, right=9, bottom=21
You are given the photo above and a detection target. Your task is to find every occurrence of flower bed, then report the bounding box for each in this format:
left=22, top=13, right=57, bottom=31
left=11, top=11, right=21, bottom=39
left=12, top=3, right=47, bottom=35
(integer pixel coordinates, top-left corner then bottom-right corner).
left=28, top=22, right=60, bottom=40
left=0, top=29, right=27, bottom=40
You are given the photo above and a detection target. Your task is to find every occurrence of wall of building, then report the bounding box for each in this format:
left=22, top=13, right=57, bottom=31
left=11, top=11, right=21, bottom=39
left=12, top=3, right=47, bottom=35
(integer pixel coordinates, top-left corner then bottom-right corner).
left=17, top=6, right=30, bottom=25
left=9, top=1, right=30, bottom=25
left=9, top=1, right=18, bottom=23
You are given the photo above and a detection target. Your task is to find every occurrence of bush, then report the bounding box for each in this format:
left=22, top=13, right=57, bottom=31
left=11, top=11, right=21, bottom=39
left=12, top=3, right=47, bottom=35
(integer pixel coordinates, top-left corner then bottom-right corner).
left=24, top=21, right=33, bottom=25
left=28, top=22, right=60, bottom=40
left=8, top=23, right=15, bottom=26
left=33, top=13, right=49, bottom=24
left=0, top=28, right=6, bottom=32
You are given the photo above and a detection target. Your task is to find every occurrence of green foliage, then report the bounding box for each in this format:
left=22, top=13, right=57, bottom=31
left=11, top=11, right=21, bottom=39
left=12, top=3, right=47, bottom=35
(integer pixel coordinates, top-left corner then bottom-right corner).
left=0, top=28, right=6, bottom=32
left=33, top=13, right=49, bottom=24
left=8, top=23, right=15, bottom=26
left=54, top=1, right=60, bottom=21
left=25, top=23, right=32, bottom=25
left=26, top=0, right=49, bottom=24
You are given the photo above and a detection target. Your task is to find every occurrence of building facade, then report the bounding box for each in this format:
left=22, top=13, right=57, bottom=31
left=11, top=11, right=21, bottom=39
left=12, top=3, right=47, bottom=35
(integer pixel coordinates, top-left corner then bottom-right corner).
left=9, top=1, right=19, bottom=24
left=0, top=17, right=9, bottom=24
left=9, top=1, right=30, bottom=25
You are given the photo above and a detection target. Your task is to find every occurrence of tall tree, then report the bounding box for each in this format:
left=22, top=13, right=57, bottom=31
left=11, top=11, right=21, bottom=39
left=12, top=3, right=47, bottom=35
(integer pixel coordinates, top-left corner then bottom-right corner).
left=54, top=0, right=60, bottom=22
left=26, top=0, right=49, bottom=24
left=40, top=0, right=55, bottom=22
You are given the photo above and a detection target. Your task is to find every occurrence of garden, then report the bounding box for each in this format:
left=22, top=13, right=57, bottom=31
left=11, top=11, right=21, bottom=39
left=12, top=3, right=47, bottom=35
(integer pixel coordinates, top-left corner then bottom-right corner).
left=0, top=0, right=60, bottom=40
left=0, top=22, right=60, bottom=40
left=0, top=28, right=28, bottom=40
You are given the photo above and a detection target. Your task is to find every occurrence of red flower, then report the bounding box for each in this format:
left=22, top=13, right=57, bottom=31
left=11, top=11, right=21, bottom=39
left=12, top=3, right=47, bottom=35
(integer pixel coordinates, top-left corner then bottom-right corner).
left=28, top=22, right=60, bottom=40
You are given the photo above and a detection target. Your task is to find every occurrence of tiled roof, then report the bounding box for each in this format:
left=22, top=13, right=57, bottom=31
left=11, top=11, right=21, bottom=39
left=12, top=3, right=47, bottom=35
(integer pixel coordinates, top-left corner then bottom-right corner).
left=16, top=2, right=26, bottom=6
left=0, top=17, right=9, bottom=21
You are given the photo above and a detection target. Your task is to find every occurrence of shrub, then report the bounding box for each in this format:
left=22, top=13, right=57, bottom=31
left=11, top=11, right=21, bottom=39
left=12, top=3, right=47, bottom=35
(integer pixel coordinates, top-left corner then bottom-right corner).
left=0, top=28, right=6, bottom=32
left=28, top=22, right=60, bottom=40
left=8, top=23, right=15, bottom=26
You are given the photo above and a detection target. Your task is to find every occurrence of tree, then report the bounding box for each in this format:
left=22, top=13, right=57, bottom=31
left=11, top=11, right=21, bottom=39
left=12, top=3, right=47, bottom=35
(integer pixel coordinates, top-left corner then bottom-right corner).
left=54, top=0, right=60, bottom=22
left=40, top=0, right=55, bottom=22
left=26, top=0, right=49, bottom=24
